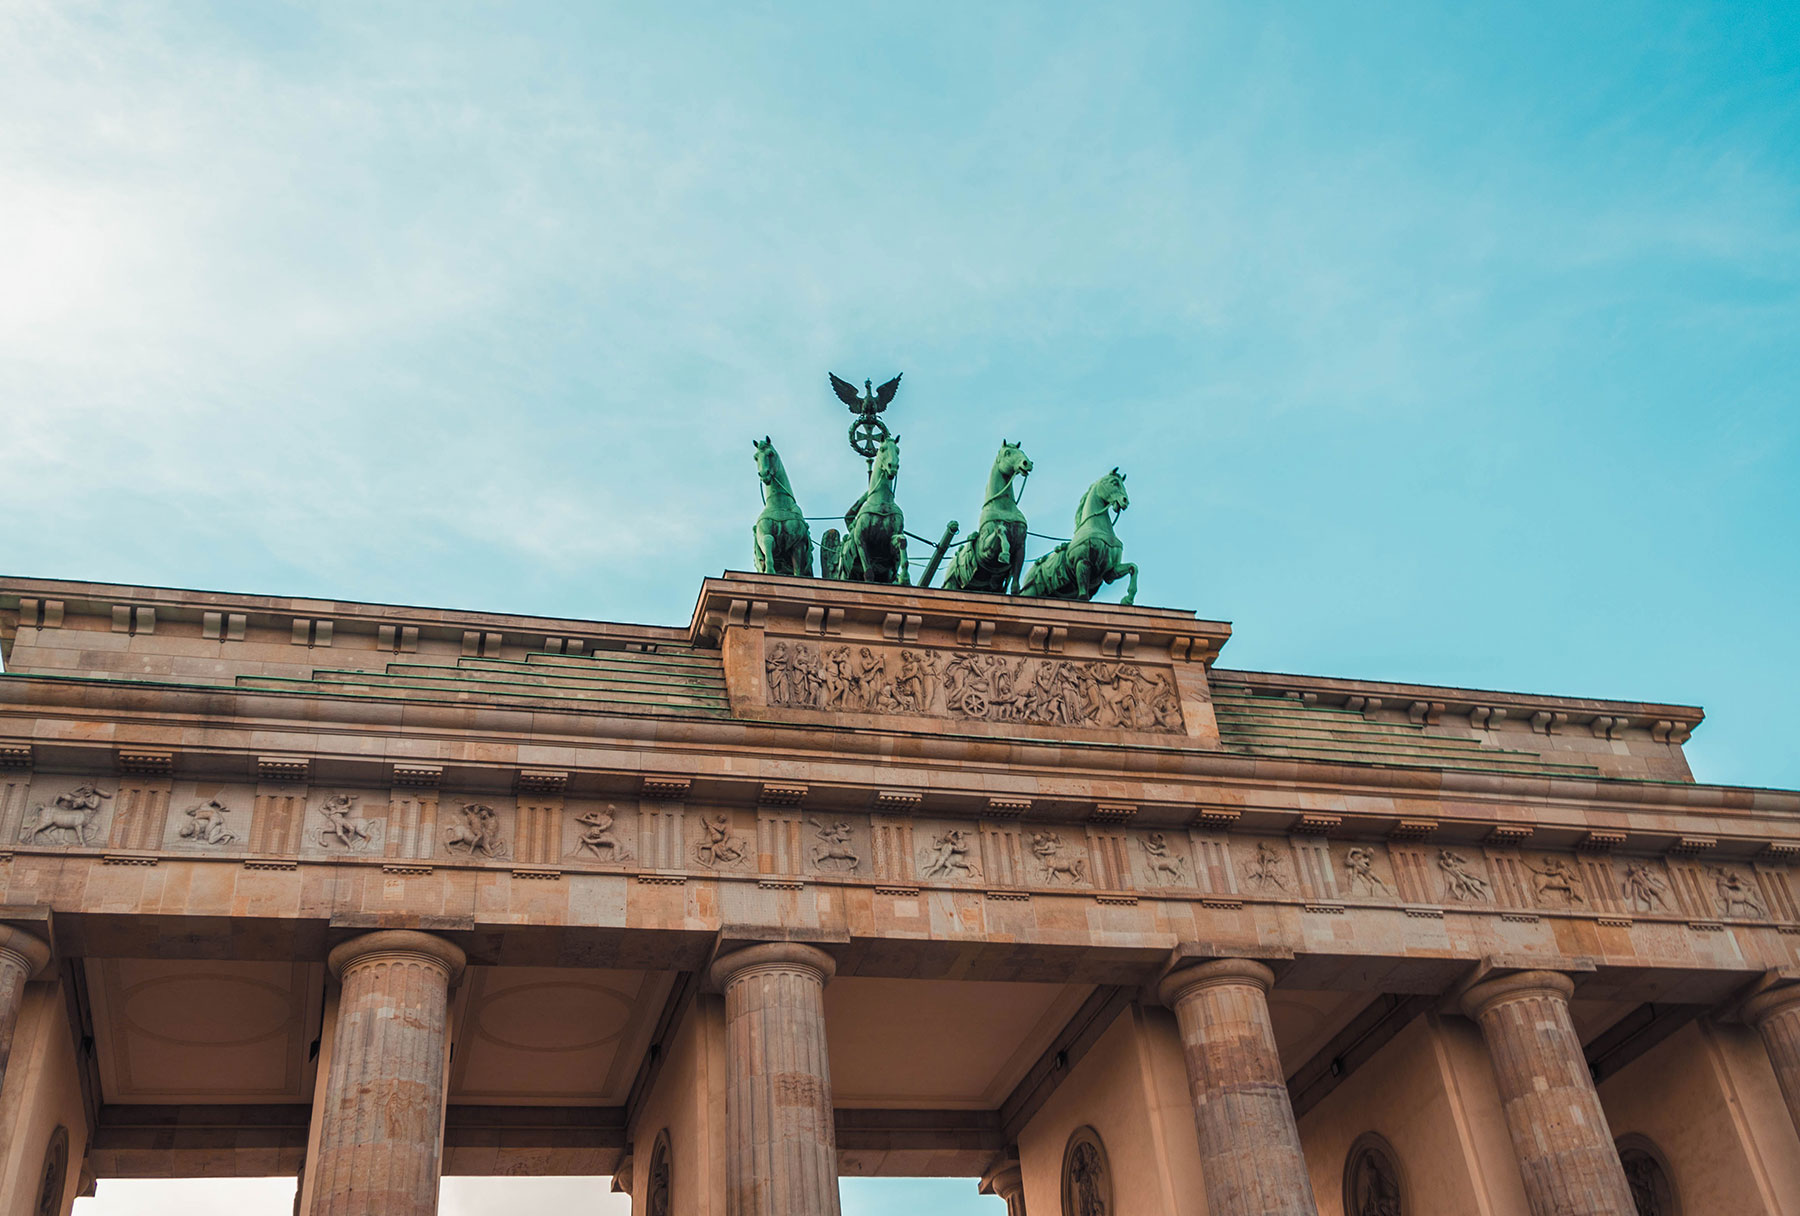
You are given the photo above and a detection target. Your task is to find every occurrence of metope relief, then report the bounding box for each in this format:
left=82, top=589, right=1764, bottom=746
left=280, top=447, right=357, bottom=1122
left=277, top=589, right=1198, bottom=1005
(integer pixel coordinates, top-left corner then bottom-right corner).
left=919, top=827, right=981, bottom=882
left=567, top=805, right=631, bottom=863
left=18, top=784, right=113, bottom=848
left=1028, top=831, right=1089, bottom=885
left=1241, top=840, right=1293, bottom=893
left=442, top=802, right=509, bottom=859
left=1139, top=831, right=1188, bottom=887
left=809, top=817, right=860, bottom=873
left=1621, top=861, right=1670, bottom=913
left=1341, top=846, right=1393, bottom=898
left=311, top=794, right=384, bottom=854
left=693, top=813, right=750, bottom=869
left=174, top=799, right=238, bottom=848
left=1437, top=849, right=1490, bottom=902
left=764, top=640, right=1183, bottom=734
left=1711, top=866, right=1764, bottom=919
left=1527, top=855, right=1587, bottom=907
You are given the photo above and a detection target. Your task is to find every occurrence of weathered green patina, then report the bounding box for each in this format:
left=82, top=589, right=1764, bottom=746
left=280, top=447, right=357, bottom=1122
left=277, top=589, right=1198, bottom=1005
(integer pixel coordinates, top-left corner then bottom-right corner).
left=825, top=434, right=909, bottom=585
left=751, top=437, right=813, bottom=578
left=941, top=440, right=1033, bottom=596
left=1020, top=467, right=1138, bottom=606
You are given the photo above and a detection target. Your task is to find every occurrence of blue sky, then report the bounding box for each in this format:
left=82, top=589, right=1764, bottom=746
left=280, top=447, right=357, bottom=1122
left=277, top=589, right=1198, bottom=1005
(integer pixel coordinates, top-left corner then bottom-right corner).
left=5, top=2, right=1796, bottom=1209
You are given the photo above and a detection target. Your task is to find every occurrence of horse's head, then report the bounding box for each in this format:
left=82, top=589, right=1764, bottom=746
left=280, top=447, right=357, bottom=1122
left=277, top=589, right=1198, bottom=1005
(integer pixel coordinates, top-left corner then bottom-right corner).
left=752, top=436, right=779, bottom=484
left=874, top=434, right=901, bottom=481
left=996, top=439, right=1034, bottom=481
left=1095, top=466, right=1129, bottom=513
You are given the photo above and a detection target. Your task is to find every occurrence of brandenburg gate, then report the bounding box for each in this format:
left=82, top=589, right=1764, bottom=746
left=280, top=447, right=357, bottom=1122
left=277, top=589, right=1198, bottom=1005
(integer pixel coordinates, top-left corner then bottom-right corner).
left=1, top=566, right=1798, bottom=1214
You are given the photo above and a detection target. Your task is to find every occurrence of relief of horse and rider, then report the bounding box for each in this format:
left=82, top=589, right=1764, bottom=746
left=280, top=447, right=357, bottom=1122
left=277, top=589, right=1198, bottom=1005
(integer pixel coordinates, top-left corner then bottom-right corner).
left=751, top=372, right=1139, bottom=605
left=764, top=639, right=1183, bottom=732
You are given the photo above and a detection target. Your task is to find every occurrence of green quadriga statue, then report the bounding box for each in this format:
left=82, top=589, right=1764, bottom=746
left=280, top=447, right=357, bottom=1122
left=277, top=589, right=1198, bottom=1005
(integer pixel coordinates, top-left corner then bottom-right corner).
left=1019, top=467, right=1138, bottom=606
left=941, top=440, right=1033, bottom=595
left=751, top=436, right=813, bottom=577
left=827, top=434, right=909, bottom=585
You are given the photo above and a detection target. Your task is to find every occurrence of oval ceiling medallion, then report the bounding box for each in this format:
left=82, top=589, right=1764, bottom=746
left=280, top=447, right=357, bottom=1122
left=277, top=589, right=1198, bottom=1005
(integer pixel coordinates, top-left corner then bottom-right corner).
left=475, top=981, right=635, bottom=1053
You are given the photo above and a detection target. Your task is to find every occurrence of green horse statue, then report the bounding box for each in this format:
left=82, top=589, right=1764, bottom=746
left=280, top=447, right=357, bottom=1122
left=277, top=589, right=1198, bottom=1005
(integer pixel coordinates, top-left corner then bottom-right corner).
left=941, top=440, right=1033, bottom=595
left=828, top=434, right=909, bottom=584
left=751, top=436, right=813, bottom=577
left=1019, top=467, right=1138, bottom=605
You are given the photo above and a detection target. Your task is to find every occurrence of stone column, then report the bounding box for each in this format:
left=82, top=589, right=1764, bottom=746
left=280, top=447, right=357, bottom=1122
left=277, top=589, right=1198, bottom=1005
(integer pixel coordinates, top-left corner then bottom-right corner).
left=1460, top=971, right=1634, bottom=1216
left=308, top=931, right=465, bottom=1216
left=1157, top=958, right=1319, bottom=1216
left=1744, top=981, right=1800, bottom=1137
left=0, top=924, right=52, bottom=1099
left=978, top=1155, right=1026, bottom=1215
left=708, top=943, right=840, bottom=1216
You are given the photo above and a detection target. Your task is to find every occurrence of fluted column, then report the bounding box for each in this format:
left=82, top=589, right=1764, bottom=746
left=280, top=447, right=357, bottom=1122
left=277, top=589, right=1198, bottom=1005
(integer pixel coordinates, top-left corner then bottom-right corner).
left=1157, top=958, right=1319, bottom=1216
left=978, top=1155, right=1027, bottom=1215
left=1460, top=971, right=1633, bottom=1216
left=0, top=925, right=52, bottom=1099
left=708, top=943, right=840, bottom=1216
left=309, top=931, right=465, bottom=1216
left=1744, top=981, right=1800, bottom=1137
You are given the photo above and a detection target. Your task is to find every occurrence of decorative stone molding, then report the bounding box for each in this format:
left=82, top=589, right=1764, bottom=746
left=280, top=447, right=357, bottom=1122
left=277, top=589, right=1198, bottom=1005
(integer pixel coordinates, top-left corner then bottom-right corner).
left=1388, top=819, right=1437, bottom=840
left=873, top=790, right=922, bottom=812
left=114, top=749, right=174, bottom=776
left=256, top=757, right=310, bottom=784
left=1578, top=830, right=1627, bottom=853
left=1091, top=802, right=1137, bottom=824
left=641, top=776, right=691, bottom=800
left=1193, top=807, right=1241, bottom=829
left=391, top=764, right=442, bottom=789
left=514, top=769, right=568, bottom=795
left=1667, top=836, right=1717, bottom=856
left=1293, top=813, right=1341, bottom=836
left=0, top=746, right=33, bottom=770
left=1486, top=825, right=1533, bottom=846
left=760, top=782, right=808, bottom=806
left=986, top=797, right=1032, bottom=819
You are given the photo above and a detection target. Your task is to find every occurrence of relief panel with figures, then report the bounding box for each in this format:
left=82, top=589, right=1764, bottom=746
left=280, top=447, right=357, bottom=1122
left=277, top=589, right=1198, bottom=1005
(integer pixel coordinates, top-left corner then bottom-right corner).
left=763, top=639, right=1185, bottom=734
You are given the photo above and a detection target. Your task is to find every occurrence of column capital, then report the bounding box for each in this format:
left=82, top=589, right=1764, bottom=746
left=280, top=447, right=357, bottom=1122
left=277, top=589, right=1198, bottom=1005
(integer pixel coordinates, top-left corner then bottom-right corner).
left=0, top=924, right=51, bottom=979
left=327, top=929, right=465, bottom=985
left=1460, top=969, right=1575, bottom=1020
left=1744, top=980, right=1800, bottom=1027
left=708, top=941, right=836, bottom=992
left=978, top=1156, right=1024, bottom=1199
left=1156, top=956, right=1275, bottom=1008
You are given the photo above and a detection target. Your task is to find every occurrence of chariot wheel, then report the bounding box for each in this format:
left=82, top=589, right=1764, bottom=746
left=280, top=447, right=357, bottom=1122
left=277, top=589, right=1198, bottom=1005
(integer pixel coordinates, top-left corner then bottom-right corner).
left=959, top=690, right=988, bottom=718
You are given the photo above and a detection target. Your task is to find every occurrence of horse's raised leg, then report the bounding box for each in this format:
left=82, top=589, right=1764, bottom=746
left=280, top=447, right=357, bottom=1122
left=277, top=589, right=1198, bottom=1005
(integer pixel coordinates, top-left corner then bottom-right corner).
left=896, top=535, right=911, bottom=586
left=1113, top=561, right=1139, bottom=606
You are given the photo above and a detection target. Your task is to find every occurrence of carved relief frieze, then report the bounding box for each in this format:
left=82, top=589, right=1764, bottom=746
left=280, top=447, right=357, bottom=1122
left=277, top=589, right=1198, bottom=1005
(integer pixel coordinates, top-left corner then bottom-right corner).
left=808, top=816, right=861, bottom=873
left=443, top=801, right=510, bottom=860
left=1139, top=831, right=1190, bottom=887
left=174, top=798, right=239, bottom=848
left=1436, top=849, right=1491, bottom=903
left=566, top=804, right=632, bottom=864
left=1343, top=1131, right=1405, bottom=1216
left=693, top=812, right=751, bottom=870
left=764, top=639, right=1183, bottom=733
left=309, top=793, right=385, bottom=854
left=918, top=825, right=982, bottom=882
left=17, top=783, right=114, bottom=848
left=1241, top=839, right=1294, bottom=894
left=1620, top=860, right=1672, bottom=913
left=1340, top=846, right=1394, bottom=899
left=1710, top=865, right=1766, bottom=919
left=1027, top=831, right=1090, bottom=886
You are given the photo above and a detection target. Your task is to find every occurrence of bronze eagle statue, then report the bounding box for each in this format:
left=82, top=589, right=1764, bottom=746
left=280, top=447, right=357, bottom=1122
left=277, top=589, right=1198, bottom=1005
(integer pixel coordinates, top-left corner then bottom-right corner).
left=830, top=372, right=902, bottom=415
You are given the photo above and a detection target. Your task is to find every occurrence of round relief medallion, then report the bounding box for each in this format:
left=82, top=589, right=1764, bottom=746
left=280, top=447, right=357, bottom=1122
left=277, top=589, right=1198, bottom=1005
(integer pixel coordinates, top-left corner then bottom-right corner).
left=1060, top=1125, right=1111, bottom=1216
left=1342, top=1131, right=1405, bottom=1216
left=1616, top=1135, right=1679, bottom=1216
left=35, top=1126, right=68, bottom=1216
left=645, top=1132, right=671, bottom=1216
